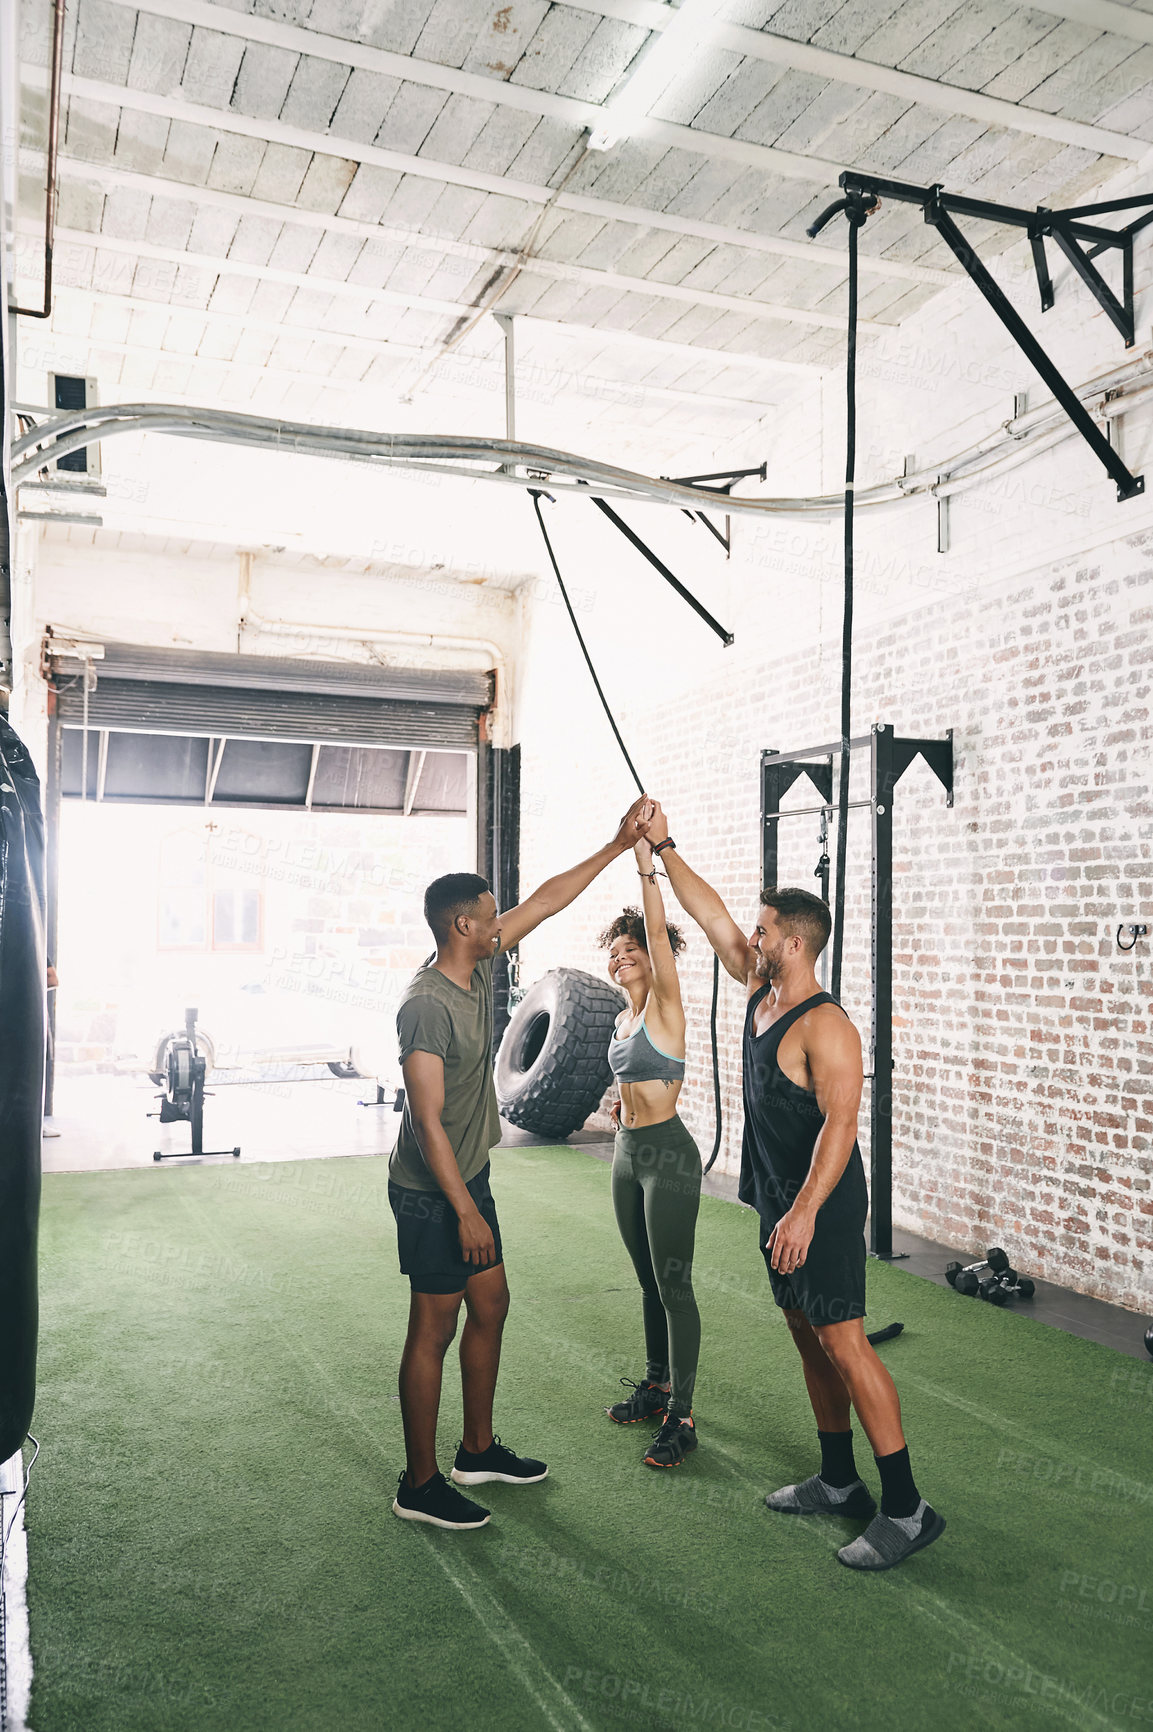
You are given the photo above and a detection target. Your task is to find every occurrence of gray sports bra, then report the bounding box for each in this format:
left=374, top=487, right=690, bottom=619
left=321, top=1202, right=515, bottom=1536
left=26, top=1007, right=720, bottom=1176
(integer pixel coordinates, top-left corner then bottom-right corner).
left=608, top=1013, right=685, bottom=1084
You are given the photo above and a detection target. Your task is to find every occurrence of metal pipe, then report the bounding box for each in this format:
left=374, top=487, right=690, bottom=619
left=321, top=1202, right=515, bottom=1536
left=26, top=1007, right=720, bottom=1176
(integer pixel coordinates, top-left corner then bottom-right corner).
left=13, top=346, right=1153, bottom=519
left=764, top=799, right=873, bottom=819
left=14, top=0, right=66, bottom=320
left=495, top=313, right=515, bottom=446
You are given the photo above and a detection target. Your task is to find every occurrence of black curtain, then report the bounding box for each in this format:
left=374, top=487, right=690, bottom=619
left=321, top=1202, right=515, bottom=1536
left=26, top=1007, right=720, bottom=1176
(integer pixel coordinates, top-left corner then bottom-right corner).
left=485, top=744, right=520, bottom=1047
left=0, top=717, right=44, bottom=1461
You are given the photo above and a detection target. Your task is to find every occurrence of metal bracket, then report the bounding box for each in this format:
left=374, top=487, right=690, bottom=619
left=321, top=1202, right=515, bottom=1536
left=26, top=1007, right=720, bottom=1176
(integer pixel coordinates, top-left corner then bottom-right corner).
left=664, top=463, right=767, bottom=558
left=838, top=172, right=1150, bottom=503
left=581, top=488, right=735, bottom=645
left=891, top=729, right=954, bottom=806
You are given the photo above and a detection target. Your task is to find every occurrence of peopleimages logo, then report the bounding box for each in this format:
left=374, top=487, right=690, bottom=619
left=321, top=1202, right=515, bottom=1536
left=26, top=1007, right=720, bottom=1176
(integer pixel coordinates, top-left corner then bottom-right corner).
left=561, top=1669, right=790, bottom=1730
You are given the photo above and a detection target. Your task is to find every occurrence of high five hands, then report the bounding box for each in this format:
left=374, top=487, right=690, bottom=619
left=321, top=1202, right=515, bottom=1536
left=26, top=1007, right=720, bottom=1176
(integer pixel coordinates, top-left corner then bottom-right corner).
left=644, top=799, right=670, bottom=849
left=613, top=794, right=655, bottom=852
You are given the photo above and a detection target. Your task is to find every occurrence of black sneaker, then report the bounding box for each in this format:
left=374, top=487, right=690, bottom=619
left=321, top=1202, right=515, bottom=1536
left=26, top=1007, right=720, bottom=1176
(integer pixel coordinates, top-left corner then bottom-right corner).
left=606, top=1378, right=669, bottom=1425
left=450, top=1436, right=548, bottom=1486
left=392, top=1471, right=490, bottom=1529
left=644, top=1412, right=698, bottom=1468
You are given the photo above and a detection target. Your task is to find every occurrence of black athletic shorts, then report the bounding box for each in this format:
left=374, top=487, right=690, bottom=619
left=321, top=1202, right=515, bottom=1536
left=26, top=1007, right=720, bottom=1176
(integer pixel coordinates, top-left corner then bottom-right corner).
left=388, top=1163, right=504, bottom=1295
left=759, top=1211, right=866, bottom=1326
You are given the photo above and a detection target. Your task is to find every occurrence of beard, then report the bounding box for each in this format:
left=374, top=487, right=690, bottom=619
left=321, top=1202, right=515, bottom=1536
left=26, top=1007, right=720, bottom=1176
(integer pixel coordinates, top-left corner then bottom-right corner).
left=755, top=943, right=785, bottom=979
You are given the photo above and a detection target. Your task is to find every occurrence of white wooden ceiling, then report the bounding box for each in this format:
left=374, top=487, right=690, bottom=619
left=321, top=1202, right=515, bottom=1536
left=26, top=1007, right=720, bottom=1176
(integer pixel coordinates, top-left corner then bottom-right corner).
left=13, top=0, right=1153, bottom=531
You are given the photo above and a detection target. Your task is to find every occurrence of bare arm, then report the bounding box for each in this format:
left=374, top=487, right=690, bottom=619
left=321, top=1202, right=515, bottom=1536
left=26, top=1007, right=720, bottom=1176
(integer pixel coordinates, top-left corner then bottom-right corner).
left=498, top=793, right=650, bottom=952
left=645, top=801, right=749, bottom=984
left=796, top=1013, right=863, bottom=1214
left=401, top=1049, right=495, bottom=1267
left=635, top=837, right=684, bottom=1022
left=766, top=1011, right=863, bottom=1275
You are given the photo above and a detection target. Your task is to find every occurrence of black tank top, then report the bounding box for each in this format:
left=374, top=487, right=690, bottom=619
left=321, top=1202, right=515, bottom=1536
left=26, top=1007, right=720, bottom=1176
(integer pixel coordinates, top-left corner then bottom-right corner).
left=739, top=988, right=868, bottom=1225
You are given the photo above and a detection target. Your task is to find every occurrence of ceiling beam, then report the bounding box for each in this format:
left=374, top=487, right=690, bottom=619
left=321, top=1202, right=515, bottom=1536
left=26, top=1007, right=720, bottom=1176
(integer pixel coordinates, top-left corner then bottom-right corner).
left=17, top=277, right=817, bottom=388
left=106, top=0, right=847, bottom=185
left=50, top=157, right=903, bottom=336
left=699, top=31, right=1143, bottom=163
left=56, top=150, right=952, bottom=290
left=119, top=0, right=1144, bottom=176
left=41, top=214, right=887, bottom=336
left=16, top=294, right=787, bottom=419
left=569, top=0, right=1145, bottom=159
left=27, top=68, right=951, bottom=291
left=1010, top=0, right=1153, bottom=47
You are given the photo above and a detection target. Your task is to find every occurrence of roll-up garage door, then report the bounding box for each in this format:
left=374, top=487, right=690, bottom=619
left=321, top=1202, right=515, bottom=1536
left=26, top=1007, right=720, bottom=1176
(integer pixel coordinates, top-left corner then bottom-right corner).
left=55, top=644, right=491, bottom=747
left=53, top=643, right=492, bottom=814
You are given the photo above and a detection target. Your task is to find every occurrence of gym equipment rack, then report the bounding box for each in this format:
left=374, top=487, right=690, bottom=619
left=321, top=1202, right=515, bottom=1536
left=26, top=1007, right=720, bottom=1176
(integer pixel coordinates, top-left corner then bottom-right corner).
left=761, top=725, right=953, bottom=1259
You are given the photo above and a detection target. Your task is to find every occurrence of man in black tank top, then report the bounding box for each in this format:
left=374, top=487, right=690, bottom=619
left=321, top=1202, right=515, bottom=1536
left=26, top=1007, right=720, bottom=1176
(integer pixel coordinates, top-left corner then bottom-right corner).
left=645, top=804, right=945, bottom=1572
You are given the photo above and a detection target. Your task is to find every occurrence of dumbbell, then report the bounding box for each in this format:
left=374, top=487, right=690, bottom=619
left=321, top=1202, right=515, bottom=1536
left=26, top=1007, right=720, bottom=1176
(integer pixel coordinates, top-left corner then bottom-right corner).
left=997, top=1268, right=1035, bottom=1300
left=946, top=1247, right=1010, bottom=1296
left=977, top=1274, right=1010, bottom=1306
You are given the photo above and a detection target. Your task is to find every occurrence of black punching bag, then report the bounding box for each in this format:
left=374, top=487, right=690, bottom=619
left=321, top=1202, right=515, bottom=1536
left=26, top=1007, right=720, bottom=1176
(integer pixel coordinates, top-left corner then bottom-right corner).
left=0, top=717, right=44, bottom=1462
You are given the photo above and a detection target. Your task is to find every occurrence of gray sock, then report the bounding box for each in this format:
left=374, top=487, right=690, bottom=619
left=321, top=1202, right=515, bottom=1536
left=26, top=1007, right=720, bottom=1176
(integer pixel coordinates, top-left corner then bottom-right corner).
left=886, top=1498, right=928, bottom=1537
left=817, top=1475, right=864, bottom=1503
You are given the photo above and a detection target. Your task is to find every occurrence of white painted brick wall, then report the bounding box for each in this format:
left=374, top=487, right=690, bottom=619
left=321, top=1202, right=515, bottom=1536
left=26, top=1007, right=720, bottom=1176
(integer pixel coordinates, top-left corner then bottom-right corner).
left=515, top=187, right=1153, bottom=1312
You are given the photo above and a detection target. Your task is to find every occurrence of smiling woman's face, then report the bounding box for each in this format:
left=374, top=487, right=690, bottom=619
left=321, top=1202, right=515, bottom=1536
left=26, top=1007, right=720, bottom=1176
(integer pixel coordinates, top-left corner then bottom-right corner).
left=607, top=932, right=652, bottom=993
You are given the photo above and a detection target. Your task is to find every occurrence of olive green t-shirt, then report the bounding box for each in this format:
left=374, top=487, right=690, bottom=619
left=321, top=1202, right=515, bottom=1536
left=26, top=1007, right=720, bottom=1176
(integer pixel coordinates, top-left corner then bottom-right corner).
left=389, top=955, right=502, bottom=1192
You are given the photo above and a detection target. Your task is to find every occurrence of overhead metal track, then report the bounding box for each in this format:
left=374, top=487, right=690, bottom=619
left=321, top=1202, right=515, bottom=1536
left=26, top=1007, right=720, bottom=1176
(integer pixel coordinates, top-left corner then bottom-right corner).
left=12, top=356, right=1153, bottom=521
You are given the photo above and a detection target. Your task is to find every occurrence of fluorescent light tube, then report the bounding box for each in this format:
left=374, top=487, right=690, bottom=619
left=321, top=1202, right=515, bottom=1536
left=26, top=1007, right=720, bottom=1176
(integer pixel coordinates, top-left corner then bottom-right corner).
left=588, top=0, right=722, bottom=151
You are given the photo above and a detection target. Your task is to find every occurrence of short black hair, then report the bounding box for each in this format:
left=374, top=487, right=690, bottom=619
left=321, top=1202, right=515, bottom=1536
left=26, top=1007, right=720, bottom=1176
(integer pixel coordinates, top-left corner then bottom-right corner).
left=424, top=872, right=490, bottom=941
left=759, top=887, right=832, bottom=959
left=598, top=906, right=686, bottom=956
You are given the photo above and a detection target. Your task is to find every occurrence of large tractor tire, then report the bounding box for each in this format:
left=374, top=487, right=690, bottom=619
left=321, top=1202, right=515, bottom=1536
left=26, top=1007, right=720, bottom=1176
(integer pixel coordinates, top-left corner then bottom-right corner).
left=496, top=968, right=623, bottom=1141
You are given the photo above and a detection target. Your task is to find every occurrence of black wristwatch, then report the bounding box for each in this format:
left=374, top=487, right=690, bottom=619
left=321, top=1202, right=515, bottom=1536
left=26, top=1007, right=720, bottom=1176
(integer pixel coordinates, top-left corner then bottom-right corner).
left=652, top=838, right=676, bottom=856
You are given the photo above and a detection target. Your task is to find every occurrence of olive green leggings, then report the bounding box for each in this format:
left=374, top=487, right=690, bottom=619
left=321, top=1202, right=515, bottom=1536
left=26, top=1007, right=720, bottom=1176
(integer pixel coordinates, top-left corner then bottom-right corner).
left=611, top=1115, right=702, bottom=1418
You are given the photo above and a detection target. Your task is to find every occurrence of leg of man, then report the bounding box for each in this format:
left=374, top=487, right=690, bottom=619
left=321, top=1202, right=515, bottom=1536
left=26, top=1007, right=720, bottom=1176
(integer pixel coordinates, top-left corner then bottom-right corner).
left=459, top=1262, right=511, bottom=1455
left=811, top=1320, right=904, bottom=1458
left=399, top=1289, right=464, bottom=1486
left=811, top=1317, right=945, bottom=1568
left=783, top=1309, right=852, bottom=1432
left=764, top=1309, right=875, bottom=1516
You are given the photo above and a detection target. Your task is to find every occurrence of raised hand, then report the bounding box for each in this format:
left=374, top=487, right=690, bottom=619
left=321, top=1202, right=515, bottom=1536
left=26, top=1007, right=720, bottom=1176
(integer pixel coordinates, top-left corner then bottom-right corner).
left=645, top=800, right=670, bottom=848
left=612, top=794, right=652, bottom=852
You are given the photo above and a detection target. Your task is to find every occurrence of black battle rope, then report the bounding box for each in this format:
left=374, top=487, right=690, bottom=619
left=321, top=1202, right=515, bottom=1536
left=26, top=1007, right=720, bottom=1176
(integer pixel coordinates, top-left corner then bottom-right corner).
left=806, top=187, right=875, bottom=1000
left=529, top=489, right=724, bottom=1172
left=530, top=490, right=644, bottom=790
left=804, top=193, right=907, bottom=1336
left=829, top=200, right=866, bottom=1002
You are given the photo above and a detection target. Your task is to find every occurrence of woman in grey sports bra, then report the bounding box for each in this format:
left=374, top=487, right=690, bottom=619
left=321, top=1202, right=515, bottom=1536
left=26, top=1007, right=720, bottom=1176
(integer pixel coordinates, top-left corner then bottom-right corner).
left=598, top=823, right=702, bottom=1469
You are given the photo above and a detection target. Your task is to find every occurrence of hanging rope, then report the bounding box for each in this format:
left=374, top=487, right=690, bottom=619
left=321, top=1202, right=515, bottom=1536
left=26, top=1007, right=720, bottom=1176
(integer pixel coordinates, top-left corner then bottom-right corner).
left=529, top=489, right=725, bottom=1172
left=829, top=207, right=859, bottom=1000
left=807, top=189, right=875, bottom=1002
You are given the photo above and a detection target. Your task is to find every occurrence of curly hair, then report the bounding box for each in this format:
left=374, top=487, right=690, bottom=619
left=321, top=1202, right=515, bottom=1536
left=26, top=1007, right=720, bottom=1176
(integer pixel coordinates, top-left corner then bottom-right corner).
left=598, top=906, right=686, bottom=956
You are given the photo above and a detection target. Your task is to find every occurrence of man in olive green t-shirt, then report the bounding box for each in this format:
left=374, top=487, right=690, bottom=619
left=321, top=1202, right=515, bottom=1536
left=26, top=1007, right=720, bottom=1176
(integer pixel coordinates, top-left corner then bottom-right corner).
left=389, top=795, right=651, bottom=1531
left=390, top=952, right=501, bottom=1194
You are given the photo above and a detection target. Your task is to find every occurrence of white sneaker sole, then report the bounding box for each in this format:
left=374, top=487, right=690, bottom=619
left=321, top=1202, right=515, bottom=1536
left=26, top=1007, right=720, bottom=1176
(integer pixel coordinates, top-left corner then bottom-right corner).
left=391, top=1498, right=490, bottom=1529
left=450, top=1466, right=549, bottom=1486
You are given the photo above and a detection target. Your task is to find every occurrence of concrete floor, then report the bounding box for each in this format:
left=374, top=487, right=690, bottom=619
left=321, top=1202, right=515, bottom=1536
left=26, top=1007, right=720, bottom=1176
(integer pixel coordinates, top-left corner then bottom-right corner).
left=44, top=1075, right=1152, bottom=1362
left=42, top=1071, right=404, bottom=1171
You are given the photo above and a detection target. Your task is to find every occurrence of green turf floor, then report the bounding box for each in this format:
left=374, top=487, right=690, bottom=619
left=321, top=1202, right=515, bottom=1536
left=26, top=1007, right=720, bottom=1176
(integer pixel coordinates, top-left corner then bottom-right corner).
left=25, top=1147, right=1153, bottom=1732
